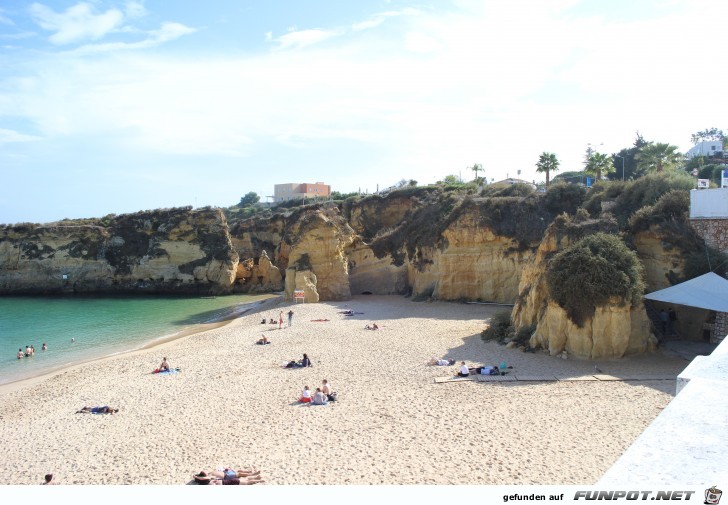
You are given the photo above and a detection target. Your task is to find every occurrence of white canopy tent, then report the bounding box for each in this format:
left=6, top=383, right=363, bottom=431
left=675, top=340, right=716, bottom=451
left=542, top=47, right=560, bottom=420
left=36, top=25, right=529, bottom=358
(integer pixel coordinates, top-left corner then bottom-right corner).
left=644, top=272, right=728, bottom=312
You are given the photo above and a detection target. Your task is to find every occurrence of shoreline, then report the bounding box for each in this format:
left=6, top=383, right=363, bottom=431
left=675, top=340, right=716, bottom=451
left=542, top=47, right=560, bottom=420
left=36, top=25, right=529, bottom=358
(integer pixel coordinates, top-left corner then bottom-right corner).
left=0, top=295, right=691, bottom=485
left=0, top=294, right=283, bottom=396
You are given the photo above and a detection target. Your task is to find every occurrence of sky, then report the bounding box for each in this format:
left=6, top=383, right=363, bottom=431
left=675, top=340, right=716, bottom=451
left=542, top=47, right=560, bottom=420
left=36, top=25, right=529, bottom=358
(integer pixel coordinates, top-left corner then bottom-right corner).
left=1, top=0, right=727, bottom=224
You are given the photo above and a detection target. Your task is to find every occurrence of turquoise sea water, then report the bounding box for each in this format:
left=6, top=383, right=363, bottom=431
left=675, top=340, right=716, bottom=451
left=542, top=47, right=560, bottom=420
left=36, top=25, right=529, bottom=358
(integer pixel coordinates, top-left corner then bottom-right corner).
left=0, top=294, right=266, bottom=386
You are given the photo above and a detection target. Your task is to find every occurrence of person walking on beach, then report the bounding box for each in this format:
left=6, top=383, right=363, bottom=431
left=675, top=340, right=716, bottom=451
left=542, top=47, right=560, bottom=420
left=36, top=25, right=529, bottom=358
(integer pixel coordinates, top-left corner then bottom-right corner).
left=287, top=309, right=294, bottom=327
left=279, top=311, right=283, bottom=330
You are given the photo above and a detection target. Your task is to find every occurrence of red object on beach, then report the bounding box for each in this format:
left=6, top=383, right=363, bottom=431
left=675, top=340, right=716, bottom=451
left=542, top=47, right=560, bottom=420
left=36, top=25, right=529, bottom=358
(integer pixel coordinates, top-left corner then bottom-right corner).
left=152, top=368, right=160, bottom=374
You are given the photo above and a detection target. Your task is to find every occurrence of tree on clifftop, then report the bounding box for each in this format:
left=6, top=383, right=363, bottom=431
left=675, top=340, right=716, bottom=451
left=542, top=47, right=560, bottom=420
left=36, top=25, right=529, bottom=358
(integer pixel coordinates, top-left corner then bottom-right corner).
left=239, top=192, right=260, bottom=207
left=535, top=152, right=559, bottom=186
left=584, top=152, right=615, bottom=181
left=546, top=233, right=645, bottom=327
left=635, top=142, right=682, bottom=173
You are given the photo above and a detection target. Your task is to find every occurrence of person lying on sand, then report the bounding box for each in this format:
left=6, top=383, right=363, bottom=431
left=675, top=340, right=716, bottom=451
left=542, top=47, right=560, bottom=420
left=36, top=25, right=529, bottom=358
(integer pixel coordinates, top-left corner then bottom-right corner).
left=428, top=357, right=456, bottom=366
left=194, top=470, right=263, bottom=485
left=76, top=406, right=119, bottom=414
left=208, top=468, right=261, bottom=479
left=364, top=323, right=379, bottom=330
left=256, top=335, right=270, bottom=345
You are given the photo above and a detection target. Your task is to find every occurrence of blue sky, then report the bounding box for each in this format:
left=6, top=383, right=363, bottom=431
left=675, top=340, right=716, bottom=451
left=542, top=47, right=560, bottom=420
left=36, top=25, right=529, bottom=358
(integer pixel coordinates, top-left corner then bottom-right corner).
left=1, top=0, right=727, bottom=224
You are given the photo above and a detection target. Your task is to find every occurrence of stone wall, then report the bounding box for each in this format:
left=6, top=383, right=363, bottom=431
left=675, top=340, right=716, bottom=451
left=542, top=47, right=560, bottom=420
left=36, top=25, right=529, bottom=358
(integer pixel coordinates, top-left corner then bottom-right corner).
left=715, top=312, right=728, bottom=343
left=690, top=218, right=728, bottom=254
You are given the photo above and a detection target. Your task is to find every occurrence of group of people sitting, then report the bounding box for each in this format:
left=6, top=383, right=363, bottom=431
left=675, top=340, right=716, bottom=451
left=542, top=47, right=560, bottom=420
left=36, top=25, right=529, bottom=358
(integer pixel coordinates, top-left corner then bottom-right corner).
left=194, top=467, right=264, bottom=485
left=428, top=357, right=508, bottom=376
left=284, top=353, right=312, bottom=368
left=457, top=361, right=508, bottom=377
left=298, top=379, right=337, bottom=405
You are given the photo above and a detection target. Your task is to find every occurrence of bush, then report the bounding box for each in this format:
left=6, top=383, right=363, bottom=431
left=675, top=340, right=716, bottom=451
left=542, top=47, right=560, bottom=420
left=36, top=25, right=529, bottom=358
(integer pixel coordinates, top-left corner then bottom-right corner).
left=628, top=190, right=690, bottom=232
left=683, top=245, right=728, bottom=281
left=612, top=172, right=694, bottom=227
left=546, top=233, right=645, bottom=327
left=481, top=310, right=513, bottom=342
left=544, top=183, right=586, bottom=215
left=482, top=183, right=535, bottom=198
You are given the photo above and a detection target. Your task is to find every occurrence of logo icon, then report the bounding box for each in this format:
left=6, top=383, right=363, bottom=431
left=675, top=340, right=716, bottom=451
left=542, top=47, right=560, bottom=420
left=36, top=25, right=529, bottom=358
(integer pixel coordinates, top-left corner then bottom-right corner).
left=705, top=486, right=722, bottom=505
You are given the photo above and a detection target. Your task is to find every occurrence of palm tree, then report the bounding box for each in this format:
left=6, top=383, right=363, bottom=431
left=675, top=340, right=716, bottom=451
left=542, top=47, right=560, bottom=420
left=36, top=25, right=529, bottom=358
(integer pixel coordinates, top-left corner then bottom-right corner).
left=635, top=142, right=683, bottom=173
left=470, top=163, right=483, bottom=182
left=535, top=152, right=559, bottom=186
left=584, top=152, right=614, bottom=181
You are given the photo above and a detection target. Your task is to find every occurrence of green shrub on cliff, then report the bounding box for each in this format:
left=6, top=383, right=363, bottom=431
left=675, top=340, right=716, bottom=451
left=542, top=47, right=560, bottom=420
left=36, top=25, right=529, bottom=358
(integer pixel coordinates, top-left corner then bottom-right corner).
left=544, top=182, right=586, bottom=216
left=481, top=310, right=514, bottom=342
left=612, top=172, right=694, bottom=226
left=546, top=233, right=645, bottom=327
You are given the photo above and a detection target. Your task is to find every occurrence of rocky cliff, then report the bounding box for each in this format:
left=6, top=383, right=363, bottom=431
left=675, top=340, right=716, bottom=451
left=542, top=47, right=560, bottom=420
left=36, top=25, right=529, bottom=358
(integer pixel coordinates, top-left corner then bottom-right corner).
left=512, top=216, right=656, bottom=359
left=1, top=177, right=714, bottom=359
left=0, top=207, right=238, bottom=295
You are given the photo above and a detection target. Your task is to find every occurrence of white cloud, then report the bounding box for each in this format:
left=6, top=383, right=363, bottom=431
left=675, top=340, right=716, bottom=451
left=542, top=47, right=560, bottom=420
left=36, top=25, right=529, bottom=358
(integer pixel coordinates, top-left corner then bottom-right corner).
left=0, top=8, right=14, bottom=26
left=29, top=2, right=124, bottom=45
left=0, top=128, right=41, bottom=144
left=67, top=22, right=195, bottom=54
left=124, top=1, right=148, bottom=20
left=7, top=0, right=728, bottom=190
left=272, top=28, right=343, bottom=50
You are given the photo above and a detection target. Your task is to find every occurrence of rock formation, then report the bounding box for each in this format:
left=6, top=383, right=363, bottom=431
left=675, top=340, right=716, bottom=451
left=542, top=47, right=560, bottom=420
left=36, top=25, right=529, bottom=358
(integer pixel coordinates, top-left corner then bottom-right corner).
left=0, top=207, right=238, bottom=295
left=1, top=179, right=709, bottom=359
left=512, top=217, right=657, bottom=359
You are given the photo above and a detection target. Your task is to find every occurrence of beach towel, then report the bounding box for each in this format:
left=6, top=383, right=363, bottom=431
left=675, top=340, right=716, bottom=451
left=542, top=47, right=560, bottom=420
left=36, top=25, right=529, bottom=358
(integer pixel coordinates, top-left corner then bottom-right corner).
left=310, top=319, right=330, bottom=322
left=152, top=367, right=181, bottom=375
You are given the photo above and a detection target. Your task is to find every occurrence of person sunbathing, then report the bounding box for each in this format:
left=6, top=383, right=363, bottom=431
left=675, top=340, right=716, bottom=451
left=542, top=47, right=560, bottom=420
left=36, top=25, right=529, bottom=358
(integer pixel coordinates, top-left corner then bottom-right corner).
left=256, top=335, right=270, bottom=345
left=194, top=470, right=263, bottom=485
left=429, top=357, right=456, bottom=366
left=76, top=406, right=119, bottom=414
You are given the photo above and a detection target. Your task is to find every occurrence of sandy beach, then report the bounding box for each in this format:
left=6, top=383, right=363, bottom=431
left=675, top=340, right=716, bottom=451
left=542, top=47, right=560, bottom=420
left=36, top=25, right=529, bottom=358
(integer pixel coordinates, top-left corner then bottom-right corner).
left=0, top=295, right=690, bottom=485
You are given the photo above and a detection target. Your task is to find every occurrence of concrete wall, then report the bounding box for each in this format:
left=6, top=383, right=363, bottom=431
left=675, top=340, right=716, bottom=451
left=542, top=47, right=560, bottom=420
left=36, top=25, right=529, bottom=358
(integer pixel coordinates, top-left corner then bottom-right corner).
left=598, top=336, right=728, bottom=485
left=691, top=188, right=728, bottom=219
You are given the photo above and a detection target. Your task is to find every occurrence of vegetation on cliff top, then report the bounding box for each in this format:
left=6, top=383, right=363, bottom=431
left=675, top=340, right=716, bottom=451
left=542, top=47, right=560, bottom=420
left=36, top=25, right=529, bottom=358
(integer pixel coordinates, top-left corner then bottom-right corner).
left=546, top=233, right=645, bottom=327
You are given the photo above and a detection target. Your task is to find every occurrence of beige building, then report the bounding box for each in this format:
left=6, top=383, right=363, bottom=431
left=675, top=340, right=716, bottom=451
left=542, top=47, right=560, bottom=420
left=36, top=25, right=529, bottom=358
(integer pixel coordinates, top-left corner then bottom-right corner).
left=274, top=182, right=331, bottom=202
